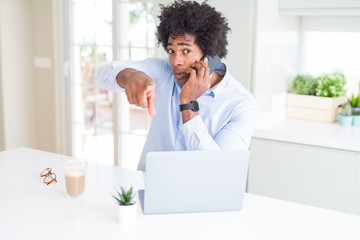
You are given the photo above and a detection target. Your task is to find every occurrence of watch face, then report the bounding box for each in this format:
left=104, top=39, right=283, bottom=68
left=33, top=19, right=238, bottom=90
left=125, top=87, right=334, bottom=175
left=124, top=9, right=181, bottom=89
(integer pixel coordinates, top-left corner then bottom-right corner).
left=179, top=101, right=199, bottom=112
left=191, top=101, right=199, bottom=111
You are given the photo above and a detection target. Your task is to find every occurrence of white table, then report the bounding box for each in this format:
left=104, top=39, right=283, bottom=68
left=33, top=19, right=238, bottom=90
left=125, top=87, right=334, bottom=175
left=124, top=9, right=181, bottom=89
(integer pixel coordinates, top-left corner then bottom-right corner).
left=1, top=148, right=360, bottom=240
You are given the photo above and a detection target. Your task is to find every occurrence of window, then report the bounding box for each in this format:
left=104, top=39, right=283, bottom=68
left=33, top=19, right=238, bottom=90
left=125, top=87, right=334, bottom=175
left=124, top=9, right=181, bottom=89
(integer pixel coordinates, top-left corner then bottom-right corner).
left=68, top=0, right=156, bottom=167
left=301, top=17, right=360, bottom=96
left=114, top=0, right=156, bottom=168
left=71, top=0, right=114, bottom=164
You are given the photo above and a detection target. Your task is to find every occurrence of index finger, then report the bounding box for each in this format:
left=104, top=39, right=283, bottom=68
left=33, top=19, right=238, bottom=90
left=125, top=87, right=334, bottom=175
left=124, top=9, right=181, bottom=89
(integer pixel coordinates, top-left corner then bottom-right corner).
left=146, top=85, right=156, bottom=116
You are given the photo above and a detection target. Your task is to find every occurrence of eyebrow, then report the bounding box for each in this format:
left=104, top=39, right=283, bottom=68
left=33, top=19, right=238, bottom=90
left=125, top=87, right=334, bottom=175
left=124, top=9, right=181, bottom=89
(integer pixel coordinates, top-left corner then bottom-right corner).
left=167, top=42, right=192, bottom=47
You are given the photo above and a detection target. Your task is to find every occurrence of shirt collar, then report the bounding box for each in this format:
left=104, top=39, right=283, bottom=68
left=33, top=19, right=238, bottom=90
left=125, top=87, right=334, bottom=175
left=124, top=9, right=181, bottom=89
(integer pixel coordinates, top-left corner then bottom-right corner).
left=204, top=62, right=229, bottom=98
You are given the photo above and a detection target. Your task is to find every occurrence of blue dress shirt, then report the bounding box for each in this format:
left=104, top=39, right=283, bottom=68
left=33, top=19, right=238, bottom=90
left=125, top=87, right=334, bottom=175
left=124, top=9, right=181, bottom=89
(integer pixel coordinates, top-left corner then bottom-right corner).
left=96, top=58, right=259, bottom=171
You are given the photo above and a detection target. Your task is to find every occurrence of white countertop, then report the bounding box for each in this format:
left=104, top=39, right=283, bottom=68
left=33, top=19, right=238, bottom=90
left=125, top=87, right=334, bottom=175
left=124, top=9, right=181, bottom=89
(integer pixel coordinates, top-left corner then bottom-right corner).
left=253, top=112, right=360, bottom=152
left=1, top=148, right=360, bottom=240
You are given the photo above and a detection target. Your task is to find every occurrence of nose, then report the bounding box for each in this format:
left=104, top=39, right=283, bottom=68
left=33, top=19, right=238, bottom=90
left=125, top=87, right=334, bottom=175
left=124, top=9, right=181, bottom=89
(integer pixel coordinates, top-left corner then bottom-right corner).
left=172, top=53, right=184, bottom=66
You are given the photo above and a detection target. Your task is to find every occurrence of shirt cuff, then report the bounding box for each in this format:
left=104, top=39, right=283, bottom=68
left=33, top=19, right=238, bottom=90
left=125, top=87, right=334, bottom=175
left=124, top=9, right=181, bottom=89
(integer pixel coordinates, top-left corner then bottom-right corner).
left=179, top=115, right=203, bottom=136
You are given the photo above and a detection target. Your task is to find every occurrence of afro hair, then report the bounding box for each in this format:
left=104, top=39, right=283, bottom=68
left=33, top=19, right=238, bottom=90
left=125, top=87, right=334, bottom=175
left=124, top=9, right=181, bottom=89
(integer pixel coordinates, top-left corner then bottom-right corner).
left=156, top=0, right=231, bottom=58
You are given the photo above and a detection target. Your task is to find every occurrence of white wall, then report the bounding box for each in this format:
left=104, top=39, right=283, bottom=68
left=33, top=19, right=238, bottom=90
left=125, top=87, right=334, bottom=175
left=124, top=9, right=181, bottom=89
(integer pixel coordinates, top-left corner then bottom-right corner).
left=0, top=25, right=4, bottom=150
left=253, top=0, right=300, bottom=113
left=0, top=0, right=38, bottom=150
left=209, top=0, right=256, bottom=91
left=33, top=0, right=56, bottom=153
left=0, top=0, right=57, bottom=152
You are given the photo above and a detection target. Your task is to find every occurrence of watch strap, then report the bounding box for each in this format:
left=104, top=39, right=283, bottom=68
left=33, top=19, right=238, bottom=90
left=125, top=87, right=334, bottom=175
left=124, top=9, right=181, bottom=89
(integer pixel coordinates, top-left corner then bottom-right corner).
left=179, top=100, right=199, bottom=112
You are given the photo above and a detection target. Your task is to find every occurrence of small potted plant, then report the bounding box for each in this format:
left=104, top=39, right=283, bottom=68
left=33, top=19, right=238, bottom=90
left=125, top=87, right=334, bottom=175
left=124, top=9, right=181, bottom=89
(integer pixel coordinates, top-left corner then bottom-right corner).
left=113, top=186, right=137, bottom=226
left=350, top=93, right=360, bottom=126
left=338, top=102, right=353, bottom=127
left=315, top=72, right=346, bottom=98
left=291, top=74, right=318, bottom=95
left=287, top=72, right=347, bottom=122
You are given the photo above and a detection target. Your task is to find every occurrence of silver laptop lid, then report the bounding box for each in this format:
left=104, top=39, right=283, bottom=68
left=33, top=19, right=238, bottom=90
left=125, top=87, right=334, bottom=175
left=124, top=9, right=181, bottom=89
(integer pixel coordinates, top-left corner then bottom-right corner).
left=142, top=150, right=250, bottom=214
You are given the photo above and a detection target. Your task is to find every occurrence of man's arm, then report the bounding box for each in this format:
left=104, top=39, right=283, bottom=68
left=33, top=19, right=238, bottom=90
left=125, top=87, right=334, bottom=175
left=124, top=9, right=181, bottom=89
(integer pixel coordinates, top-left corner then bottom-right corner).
left=116, top=69, right=156, bottom=116
left=179, top=103, right=259, bottom=151
left=178, top=58, right=259, bottom=150
left=96, top=58, right=166, bottom=116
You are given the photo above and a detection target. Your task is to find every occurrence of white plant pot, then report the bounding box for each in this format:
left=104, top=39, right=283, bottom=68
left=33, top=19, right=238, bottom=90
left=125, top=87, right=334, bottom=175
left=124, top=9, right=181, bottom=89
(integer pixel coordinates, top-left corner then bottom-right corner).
left=117, top=202, right=137, bottom=226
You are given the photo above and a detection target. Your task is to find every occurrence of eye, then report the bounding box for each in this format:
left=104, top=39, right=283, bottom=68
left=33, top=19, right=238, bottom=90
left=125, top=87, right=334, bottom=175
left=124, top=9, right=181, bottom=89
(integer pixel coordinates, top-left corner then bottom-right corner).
left=183, top=49, right=191, bottom=54
left=167, top=49, right=174, bottom=54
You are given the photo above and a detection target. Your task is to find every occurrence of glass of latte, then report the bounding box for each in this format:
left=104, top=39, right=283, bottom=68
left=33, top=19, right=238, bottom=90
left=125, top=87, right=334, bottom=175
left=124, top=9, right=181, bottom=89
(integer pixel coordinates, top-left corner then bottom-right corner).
left=62, top=157, right=88, bottom=198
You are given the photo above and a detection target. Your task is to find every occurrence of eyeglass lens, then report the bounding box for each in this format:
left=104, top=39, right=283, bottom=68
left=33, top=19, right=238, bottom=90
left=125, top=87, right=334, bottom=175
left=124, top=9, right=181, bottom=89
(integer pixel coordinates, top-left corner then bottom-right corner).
left=40, top=168, right=57, bottom=185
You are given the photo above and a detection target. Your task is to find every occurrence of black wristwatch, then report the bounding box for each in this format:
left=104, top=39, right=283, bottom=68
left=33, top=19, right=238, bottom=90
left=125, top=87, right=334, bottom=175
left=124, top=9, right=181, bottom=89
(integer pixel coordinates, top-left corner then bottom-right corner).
left=179, top=100, right=199, bottom=112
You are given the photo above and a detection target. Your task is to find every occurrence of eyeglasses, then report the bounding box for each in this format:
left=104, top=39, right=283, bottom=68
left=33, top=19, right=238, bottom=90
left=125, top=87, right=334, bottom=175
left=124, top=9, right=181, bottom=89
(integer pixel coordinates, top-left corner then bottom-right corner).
left=40, top=168, right=57, bottom=185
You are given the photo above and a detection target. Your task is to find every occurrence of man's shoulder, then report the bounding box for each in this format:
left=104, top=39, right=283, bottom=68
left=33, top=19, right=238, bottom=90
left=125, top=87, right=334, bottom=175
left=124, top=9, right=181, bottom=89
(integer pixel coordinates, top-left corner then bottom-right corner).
left=220, top=71, right=258, bottom=109
left=216, top=64, right=248, bottom=94
left=222, top=71, right=252, bottom=97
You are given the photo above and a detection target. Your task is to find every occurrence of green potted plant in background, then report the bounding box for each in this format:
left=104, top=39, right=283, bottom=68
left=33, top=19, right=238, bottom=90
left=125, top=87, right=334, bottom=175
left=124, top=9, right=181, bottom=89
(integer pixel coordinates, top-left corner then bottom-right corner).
left=338, top=102, right=353, bottom=126
left=291, top=74, right=318, bottom=95
left=315, top=72, right=347, bottom=97
left=113, top=186, right=137, bottom=226
left=287, top=72, right=347, bottom=122
left=350, top=93, right=360, bottom=126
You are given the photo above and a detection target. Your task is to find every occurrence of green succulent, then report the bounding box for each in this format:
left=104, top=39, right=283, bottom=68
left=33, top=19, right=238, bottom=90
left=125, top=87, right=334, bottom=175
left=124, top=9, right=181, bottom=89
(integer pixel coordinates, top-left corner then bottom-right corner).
left=315, top=72, right=346, bottom=97
left=350, top=93, right=360, bottom=115
left=291, top=74, right=318, bottom=95
left=113, top=186, right=135, bottom=206
left=341, top=102, right=352, bottom=116
left=350, top=94, right=360, bottom=108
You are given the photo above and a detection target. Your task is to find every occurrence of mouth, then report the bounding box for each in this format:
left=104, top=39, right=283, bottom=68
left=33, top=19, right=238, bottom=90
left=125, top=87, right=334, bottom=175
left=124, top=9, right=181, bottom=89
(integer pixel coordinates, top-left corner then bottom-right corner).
left=173, top=71, right=186, bottom=79
left=174, top=73, right=185, bottom=79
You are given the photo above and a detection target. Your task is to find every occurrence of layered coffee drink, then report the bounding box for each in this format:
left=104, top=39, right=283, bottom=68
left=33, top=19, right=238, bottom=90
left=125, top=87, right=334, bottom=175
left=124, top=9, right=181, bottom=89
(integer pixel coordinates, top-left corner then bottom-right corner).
left=62, top=158, right=87, bottom=198
left=65, top=168, right=86, bottom=197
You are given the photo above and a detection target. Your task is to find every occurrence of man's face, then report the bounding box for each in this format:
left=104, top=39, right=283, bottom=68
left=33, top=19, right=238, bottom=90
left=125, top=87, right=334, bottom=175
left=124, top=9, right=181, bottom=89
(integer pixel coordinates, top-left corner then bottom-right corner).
left=167, top=34, right=203, bottom=85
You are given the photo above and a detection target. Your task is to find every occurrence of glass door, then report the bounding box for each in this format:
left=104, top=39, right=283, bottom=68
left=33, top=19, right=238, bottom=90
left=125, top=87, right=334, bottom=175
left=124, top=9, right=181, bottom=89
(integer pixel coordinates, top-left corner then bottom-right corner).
left=68, top=0, right=156, bottom=167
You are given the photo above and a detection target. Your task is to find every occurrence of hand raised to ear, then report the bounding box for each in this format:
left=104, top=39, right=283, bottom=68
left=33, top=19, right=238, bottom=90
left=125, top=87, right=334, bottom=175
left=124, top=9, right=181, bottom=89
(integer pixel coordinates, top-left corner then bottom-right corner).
left=180, top=58, right=210, bottom=104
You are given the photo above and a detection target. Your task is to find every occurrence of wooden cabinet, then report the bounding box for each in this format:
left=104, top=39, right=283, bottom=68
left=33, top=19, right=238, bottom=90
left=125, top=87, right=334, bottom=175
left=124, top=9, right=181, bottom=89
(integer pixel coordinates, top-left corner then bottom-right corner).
left=248, top=138, right=360, bottom=214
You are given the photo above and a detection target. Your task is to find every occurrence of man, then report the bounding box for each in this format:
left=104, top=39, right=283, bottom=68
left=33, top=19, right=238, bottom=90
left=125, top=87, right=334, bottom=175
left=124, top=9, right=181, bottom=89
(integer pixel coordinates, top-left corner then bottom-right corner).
left=96, top=0, right=259, bottom=171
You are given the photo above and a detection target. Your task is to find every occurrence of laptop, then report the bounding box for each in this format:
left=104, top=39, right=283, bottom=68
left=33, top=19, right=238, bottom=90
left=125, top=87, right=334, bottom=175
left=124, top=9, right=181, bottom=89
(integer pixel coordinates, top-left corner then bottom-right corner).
left=139, top=150, right=250, bottom=214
